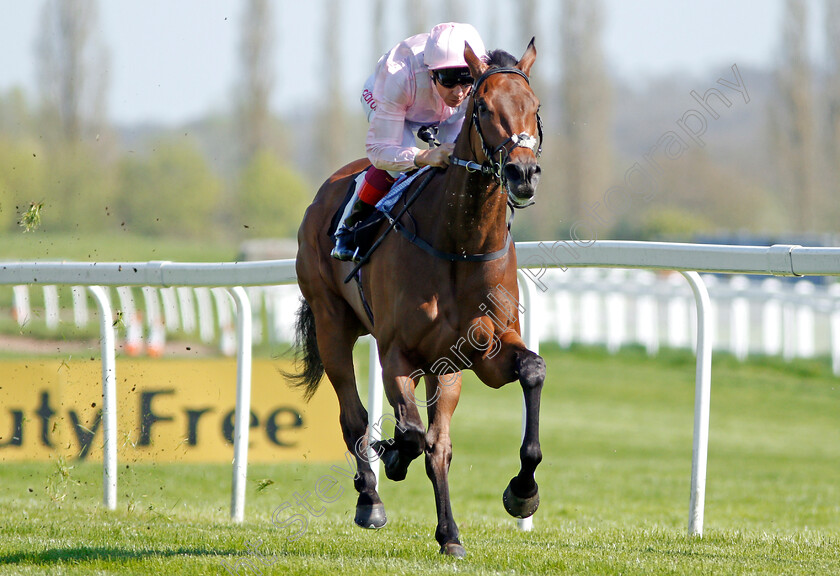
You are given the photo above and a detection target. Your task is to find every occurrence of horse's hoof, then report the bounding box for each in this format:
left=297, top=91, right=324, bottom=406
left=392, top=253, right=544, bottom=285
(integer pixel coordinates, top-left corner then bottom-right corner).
left=503, top=479, right=540, bottom=519
left=439, top=542, right=467, bottom=558
left=354, top=503, right=387, bottom=529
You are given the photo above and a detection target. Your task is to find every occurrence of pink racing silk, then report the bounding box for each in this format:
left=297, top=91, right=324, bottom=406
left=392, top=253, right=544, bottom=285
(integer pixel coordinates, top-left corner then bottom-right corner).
left=362, top=33, right=468, bottom=173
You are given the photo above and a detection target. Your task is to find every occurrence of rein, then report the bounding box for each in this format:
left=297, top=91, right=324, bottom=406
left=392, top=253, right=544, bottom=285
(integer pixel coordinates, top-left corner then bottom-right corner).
left=450, top=67, right=543, bottom=207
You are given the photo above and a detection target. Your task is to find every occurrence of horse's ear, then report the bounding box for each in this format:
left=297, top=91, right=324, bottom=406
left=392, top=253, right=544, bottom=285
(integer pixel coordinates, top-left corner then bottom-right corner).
left=517, top=37, right=537, bottom=77
left=464, top=43, right=488, bottom=80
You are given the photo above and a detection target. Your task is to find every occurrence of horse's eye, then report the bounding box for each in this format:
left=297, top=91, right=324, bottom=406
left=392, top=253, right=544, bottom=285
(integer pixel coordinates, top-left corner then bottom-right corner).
left=476, top=102, right=488, bottom=115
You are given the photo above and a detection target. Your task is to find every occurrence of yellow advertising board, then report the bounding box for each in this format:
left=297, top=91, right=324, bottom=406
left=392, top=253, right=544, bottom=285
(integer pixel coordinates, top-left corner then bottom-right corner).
left=0, top=359, right=344, bottom=463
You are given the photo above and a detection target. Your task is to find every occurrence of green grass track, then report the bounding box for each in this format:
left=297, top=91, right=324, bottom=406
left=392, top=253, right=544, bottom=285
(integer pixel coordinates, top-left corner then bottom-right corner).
left=1, top=346, right=838, bottom=574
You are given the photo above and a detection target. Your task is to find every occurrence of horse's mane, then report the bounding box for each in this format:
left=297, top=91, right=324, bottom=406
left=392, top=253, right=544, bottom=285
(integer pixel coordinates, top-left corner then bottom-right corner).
left=484, top=49, right=519, bottom=69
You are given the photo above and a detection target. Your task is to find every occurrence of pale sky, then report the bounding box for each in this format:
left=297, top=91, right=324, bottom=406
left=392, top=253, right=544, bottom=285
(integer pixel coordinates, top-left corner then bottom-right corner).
left=0, top=0, right=828, bottom=126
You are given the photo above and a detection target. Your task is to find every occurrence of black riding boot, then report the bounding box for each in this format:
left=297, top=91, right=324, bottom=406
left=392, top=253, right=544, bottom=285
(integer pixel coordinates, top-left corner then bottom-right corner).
left=331, top=199, right=376, bottom=262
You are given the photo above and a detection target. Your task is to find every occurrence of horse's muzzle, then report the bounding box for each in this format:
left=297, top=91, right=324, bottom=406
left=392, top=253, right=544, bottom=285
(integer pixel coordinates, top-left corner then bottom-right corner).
left=504, top=160, right=541, bottom=206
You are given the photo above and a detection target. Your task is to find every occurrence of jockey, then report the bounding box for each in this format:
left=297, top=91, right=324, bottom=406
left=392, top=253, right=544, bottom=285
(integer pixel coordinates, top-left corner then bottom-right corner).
left=331, top=22, right=487, bottom=262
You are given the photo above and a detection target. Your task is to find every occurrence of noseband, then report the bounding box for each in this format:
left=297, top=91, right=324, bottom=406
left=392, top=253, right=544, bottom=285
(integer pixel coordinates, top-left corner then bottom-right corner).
left=450, top=67, right=543, bottom=206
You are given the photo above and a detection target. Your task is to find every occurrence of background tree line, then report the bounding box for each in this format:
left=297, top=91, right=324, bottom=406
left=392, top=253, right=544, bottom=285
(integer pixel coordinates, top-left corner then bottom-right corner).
left=1, top=0, right=838, bottom=245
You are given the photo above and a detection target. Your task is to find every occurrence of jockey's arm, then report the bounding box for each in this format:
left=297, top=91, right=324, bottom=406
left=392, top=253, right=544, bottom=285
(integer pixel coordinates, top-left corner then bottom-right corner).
left=366, top=64, right=456, bottom=172
left=365, top=72, right=422, bottom=173
left=365, top=95, right=420, bottom=172
left=366, top=100, right=454, bottom=171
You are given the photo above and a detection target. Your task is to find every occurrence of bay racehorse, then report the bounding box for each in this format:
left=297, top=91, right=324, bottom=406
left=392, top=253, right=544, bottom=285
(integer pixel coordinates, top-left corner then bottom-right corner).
left=287, top=40, right=544, bottom=557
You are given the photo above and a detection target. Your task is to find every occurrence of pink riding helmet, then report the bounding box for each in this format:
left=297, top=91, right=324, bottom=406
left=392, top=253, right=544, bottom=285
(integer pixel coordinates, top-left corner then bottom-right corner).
left=424, top=22, right=486, bottom=70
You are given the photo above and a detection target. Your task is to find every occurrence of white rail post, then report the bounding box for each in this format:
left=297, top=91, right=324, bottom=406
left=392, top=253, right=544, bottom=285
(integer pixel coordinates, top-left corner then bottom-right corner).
left=634, top=271, right=659, bottom=356
left=696, top=274, right=718, bottom=352
left=246, top=287, right=264, bottom=345
left=71, top=286, right=89, bottom=328
left=553, top=279, right=574, bottom=348
left=782, top=297, right=797, bottom=362
left=680, top=271, right=712, bottom=537
left=516, top=270, right=540, bottom=532
left=43, top=285, right=60, bottom=330
left=579, top=269, right=602, bottom=345
left=667, top=273, right=690, bottom=349
left=830, top=284, right=840, bottom=376
left=12, top=285, right=31, bottom=325
left=794, top=281, right=815, bottom=358
left=88, top=286, right=117, bottom=511
left=729, top=276, right=750, bottom=361
left=212, top=287, right=237, bottom=356
left=229, top=287, right=253, bottom=523
left=159, top=287, right=181, bottom=332
left=176, top=287, right=197, bottom=334
left=195, top=287, right=216, bottom=343
left=368, top=336, right=384, bottom=488
left=761, top=278, right=783, bottom=356
left=116, top=287, right=143, bottom=356
left=605, top=269, right=627, bottom=354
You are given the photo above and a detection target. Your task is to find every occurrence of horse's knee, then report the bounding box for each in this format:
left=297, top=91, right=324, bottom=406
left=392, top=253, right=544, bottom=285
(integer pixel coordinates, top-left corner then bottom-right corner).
left=517, top=352, right=545, bottom=390
left=424, top=434, right=453, bottom=473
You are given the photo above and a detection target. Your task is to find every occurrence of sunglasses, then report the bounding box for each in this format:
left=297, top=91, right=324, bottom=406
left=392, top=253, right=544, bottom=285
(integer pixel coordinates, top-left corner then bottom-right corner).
left=432, top=68, right=474, bottom=89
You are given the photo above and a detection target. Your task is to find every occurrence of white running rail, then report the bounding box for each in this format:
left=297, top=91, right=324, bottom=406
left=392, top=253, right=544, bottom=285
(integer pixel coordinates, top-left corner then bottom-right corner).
left=3, top=242, right=840, bottom=535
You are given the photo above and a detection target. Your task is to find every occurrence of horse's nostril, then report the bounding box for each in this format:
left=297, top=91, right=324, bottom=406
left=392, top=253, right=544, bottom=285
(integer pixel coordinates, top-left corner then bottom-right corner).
left=504, top=164, right=524, bottom=182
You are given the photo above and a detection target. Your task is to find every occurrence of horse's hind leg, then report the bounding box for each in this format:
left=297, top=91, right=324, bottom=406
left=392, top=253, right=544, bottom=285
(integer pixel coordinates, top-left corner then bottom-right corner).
left=424, top=372, right=466, bottom=557
left=312, top=301, right=386, bottom=528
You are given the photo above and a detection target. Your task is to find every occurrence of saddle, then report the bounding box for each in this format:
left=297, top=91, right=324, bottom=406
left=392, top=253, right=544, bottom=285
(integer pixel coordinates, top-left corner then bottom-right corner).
left=328, top=168, right=426, bottom=261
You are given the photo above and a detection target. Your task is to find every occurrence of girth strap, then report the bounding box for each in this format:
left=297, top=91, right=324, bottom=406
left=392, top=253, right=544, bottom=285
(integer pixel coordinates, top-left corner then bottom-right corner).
left=391, top=222, right=512, bottom=262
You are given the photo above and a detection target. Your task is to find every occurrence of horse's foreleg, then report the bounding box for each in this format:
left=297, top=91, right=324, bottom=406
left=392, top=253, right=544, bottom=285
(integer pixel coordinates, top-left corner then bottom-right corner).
left=502, top=349, right=545, bottom=518
left=424, top=372, right=465, bottom=557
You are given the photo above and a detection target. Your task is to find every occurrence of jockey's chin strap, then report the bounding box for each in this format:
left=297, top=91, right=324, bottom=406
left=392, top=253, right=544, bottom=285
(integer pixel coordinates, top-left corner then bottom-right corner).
left=449, top=66, right=543, bottom=209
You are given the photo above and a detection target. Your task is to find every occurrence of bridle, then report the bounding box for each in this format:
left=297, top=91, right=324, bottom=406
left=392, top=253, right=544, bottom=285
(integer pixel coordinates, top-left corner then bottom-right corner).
left=449, top=67, right=543, bottom=207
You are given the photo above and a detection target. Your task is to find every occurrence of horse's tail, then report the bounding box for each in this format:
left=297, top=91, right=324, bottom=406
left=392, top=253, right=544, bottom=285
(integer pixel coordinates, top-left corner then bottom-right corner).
left=282, top=298, right=324, bottom=401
